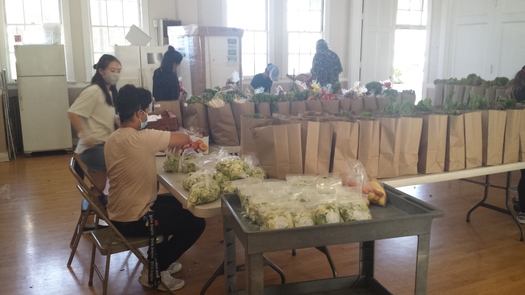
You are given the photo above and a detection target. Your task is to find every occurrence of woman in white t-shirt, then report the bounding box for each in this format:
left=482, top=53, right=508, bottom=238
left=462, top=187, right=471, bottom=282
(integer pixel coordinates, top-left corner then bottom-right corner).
left=68, top=54, right=121, bottom=229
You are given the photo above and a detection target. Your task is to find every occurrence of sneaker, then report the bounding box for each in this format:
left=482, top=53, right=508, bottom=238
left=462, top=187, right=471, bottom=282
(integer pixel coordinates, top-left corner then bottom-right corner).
left=166, top=261, right=182, bottom=274
left=518, top=213, right=525, bottom=225
left=512, top=198, right=521, bottom=213
left=139, top=270, right=185, bottom=291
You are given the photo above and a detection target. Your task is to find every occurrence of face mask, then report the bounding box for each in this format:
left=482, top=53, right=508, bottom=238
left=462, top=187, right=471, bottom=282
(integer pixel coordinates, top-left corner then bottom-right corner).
left=139, top=115, right=148, bottom=130
left=103, top=72, right=120, bottom=86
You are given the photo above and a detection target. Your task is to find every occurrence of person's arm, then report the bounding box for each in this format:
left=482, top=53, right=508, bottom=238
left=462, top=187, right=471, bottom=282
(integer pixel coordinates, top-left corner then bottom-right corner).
left=68, top=112, right=98, bottom=147
left=167, top=132, right=190, bottom=148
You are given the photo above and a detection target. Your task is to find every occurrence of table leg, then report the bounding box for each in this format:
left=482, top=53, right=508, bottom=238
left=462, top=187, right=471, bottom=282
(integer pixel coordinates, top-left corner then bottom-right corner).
left=466, top=175, right=490, bottom=222
left=245, top=252, right=265, bottom=295
left=359, top=241, right=374, bottom=278
left=504, top=172, right=525, bottom=242
left=415, top=233, right=430, bottom=295
left=224, top=219, right=237, bottom=294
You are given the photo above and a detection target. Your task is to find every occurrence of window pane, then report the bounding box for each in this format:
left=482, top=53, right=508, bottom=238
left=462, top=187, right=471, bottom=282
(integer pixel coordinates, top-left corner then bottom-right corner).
left=397, top=11, right=409, bottom=25
left=254, top=54, right=267, bottom=73
left=123, top=1, right=140, bottom=27
left=242, top=32, right=255, bottom=54
left=227, top=0, right=266, bottom=30
left=288, top=54, right=300, bottom=76
left=288, top=33, right=300, bottom=53
left=91, top=0, right=108, bottom=26
left=107, top=0, right=124, bottom=26
left=42, top=0, right=61, bottom=23
left=5, top=1, right=25, bottom=23
left=310, top=0, right=323, bottom=11
left=253, top=32, right=267, bottom=54
left=108, top=27, right=126, bottom=49
left=398, top=0, right=410, bottom=10
left=92, top=27, right=107, bottom=52
left=410, top=0, right=423, bottom=10
left=409, top=11, right=421, bottom=26
left=24, top=0, right=43, bottom=24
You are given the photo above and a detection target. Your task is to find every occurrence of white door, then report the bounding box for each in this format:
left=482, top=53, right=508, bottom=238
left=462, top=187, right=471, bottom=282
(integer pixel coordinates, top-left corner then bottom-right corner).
left=140, top=45, right=169, bottom=92
left=115, top=46, right=142, bottom=89
left=18, top=76, right=72, bottom=153
left=360, top=0, right=397, bottom=84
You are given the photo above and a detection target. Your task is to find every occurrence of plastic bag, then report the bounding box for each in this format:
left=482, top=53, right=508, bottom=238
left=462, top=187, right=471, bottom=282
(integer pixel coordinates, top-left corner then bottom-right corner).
left=163, top=147, right=180, bottom=172
left=340, top=159, right=370, bottom=197
left=188, top=174, right=221, bottom=206
left=179, top=148, right=202, bottom=173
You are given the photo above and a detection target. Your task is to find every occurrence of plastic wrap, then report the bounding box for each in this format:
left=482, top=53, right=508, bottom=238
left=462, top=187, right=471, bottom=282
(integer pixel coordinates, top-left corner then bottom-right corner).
left=163, top=147, right=180, bottom=172
left=188, top=174, right=221, bottom=206
left=179, top=148, right=202, bottom=173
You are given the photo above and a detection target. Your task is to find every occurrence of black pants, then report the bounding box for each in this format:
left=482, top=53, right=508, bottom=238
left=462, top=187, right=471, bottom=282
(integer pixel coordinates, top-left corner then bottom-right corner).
left=112, top=195, right=206, bottom=271
left=518, top=169, right=525, bottom=213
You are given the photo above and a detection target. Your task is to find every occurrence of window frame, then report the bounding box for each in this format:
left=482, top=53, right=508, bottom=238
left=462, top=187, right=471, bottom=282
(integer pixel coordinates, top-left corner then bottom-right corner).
left=0, top=0, right=75, bottom=83
left=80, top=0, right=149, bottom=83
left=223, top=0, right=325, bottom=80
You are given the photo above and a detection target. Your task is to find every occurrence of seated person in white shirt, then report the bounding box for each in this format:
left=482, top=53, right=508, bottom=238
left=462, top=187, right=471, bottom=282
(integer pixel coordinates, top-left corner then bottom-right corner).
left=104, top=84, right=206, bottom=292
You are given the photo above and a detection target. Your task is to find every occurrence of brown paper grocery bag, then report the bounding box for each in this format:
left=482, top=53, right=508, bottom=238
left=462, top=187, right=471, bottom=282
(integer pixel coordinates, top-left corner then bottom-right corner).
left=340, top=99, right=351, bottom=112
left=495, top=87, right=507, bottom=101
left=418, top=114, right=447, bottom=174
left=463, top=86, right=472, bottom=103
left=520, top=109, right=525, bottom=161
left=331, top=121, right=359, bottom=174
left=445, top=114, right=465, bottom=171
left=305, top=100, right=323, bottom=112
left=377, top=117, right=423, bottom=178
left=357, top=118, right=380, bottom=179
left=363, top=96, right=377, bottom=111
left=290, top=101, right=307, bottom=116
left=240, top=115, right=279, bottom=157
left=153, top=100, right=183, bottom=131
left=207, top=104, right=240, bottom=146
left=231, top=102, right=255, bottom=141
left=321, top=100, right=340, bottom=114
left=375, top=96, right=391, bottom=112
left=304, top=121, right=333, bottom=175
left=400, top=93, right=416, bottom=104
left=181, top=103, right=209, bottom=135
left=503, top=109, right=521, bottom=164
left=255, top=102, right=272, bottom=117
left=350, top=98, right=364, bottom=114
left=486, top=87, right=496, bottom=102
left=482, top=110, right=506, bottom=166
left=433, top=83, right=445, bottom=106
left=453, top=85, right=465, bottom=103
left=463, top=111, right=483, bottom=169
left=275, top=101, right=291, bottom=115
left=444, top=84, right=455, bottom=101
left=252, top=123, right=303, bottom=180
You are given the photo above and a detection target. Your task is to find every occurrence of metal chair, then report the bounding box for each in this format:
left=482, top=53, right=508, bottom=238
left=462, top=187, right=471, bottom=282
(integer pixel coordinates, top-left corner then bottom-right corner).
left=71, top=159, right=174, bottom=295
left=67, top=156, right=106, bottom=266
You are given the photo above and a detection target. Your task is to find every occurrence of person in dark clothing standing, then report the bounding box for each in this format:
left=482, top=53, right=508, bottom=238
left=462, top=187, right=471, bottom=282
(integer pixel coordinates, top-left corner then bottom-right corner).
left=507, top=65, right=525, bottom=224
left=153, top=46, right=183, bottom=101
left=308, top=39, right=343, bottom=87
left=250, top=63, right=279, bottom=92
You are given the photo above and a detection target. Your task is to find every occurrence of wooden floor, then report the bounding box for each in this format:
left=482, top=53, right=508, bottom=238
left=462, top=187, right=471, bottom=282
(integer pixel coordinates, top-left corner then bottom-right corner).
left=1, top=152, right=525, bottom=295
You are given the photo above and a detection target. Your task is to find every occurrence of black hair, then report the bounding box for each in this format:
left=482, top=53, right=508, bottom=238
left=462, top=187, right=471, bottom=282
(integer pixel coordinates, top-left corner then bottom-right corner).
left=116, top=84, right=152, bottom=123
left=160, top=46, right=183, bottom=70
left=92, top=54, right=121, bottom=106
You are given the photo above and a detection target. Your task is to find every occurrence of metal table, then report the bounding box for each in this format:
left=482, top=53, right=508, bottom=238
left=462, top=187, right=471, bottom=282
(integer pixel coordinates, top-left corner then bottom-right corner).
left=221, top=185, right=444, bottom=295
left=381, top=162, right=525, bottom=241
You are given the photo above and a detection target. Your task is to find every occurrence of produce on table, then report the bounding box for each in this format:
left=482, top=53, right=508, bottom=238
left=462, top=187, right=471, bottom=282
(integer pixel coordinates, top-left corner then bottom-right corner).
left=163, top=151, right=180, bottom=172
left=367, top=180, right=387, bottom=207
left=215, top=157, right=250, bottom=180
left=183, top=171, right=207, bottom=191
left=213, top=171, right=231, bottom=193
left=188, top=178, right=221, bottom=206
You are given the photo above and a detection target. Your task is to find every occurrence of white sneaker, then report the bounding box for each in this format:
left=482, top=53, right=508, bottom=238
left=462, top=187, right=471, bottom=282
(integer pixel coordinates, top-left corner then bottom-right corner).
left=139, top=270, right=185, bottom=291
left=166, top=261, right=182, bottom=274
left=518, top=213, right=525, bottom=224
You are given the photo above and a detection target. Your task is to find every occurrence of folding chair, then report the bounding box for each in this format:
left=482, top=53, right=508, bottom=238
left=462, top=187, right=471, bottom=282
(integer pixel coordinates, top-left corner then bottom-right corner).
left=73, top=162, right=174, bottom=294
left=67, top=156, right=106, bottom=266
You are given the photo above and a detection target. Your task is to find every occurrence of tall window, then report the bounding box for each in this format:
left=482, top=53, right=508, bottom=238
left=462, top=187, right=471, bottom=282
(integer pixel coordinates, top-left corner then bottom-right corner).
left=287, top=0, right=323, bottom=75
left=89, top=0, right=143, bottom=65
left=226, top=0, right=268, bottom=76
left=4, top=0, right=63, bottom=79
left=393, top=0, right=427, bottom=101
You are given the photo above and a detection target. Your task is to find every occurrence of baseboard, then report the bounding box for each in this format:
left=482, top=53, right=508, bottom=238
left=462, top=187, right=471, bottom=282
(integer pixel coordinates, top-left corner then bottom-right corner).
left=0, top=152, right=9, bottom=162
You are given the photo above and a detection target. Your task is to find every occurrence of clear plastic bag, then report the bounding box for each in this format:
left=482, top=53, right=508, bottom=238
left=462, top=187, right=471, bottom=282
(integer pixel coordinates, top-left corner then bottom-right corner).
left=188, top=174, right=221, bottom=206
left=163, top=147, right=180, bottom=172
left=340, top=159, right=370, bottom=197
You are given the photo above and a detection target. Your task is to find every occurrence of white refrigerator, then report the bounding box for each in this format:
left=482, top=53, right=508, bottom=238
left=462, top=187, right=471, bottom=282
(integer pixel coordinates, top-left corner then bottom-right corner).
left=167, top=25, right=243, bottom=96
left=114, top=45, right=168, bottom=92
left=15, top=44, right=72, bottom=155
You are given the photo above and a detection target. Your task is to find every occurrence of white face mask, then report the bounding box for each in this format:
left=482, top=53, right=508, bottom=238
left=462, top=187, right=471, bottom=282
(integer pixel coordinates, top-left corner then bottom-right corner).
left=103, top=72, right=120, bottom=86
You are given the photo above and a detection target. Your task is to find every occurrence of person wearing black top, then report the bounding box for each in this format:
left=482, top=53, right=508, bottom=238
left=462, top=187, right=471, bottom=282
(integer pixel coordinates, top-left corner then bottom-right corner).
left=250, top=63, right=279, bottom=93
left=507, top=66, right=525, bottom=224
left=153, top=46, right=183, bottom=101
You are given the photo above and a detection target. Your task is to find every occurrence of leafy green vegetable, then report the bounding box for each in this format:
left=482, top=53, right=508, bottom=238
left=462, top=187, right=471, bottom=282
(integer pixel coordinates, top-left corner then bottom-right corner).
left=365, top=81, right=383, bottom=96
left=466, top=94, right=490, bottom=110
left=331, top=82, right=342, bottom=94
left=497, top=96, right=517, bottom=110
left=382, top=101, right=415, bottom=116
left=415, top=98, right=433, bottom=113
